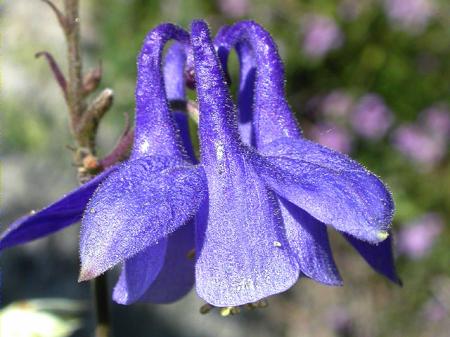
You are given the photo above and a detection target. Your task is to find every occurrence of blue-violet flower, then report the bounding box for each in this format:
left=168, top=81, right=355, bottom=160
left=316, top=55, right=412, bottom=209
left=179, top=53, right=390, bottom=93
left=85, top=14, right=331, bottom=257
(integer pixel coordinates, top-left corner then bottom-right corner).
left=0, top=20, right=399, bottom=309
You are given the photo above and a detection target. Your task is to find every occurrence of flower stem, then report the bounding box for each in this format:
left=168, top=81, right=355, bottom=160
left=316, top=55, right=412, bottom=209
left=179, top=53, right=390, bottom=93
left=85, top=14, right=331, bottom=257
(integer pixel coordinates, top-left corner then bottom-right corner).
left=92, top=274, right=111, bottom=337
left=42, top=1, right=114, bottom=335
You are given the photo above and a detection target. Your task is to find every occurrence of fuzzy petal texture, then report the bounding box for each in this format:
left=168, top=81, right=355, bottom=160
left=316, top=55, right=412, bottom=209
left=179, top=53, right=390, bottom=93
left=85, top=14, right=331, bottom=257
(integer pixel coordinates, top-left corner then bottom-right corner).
left=0, top=167, right=116, bottom=250
left=344, top=233, right=401, bottom=284
left=192, top=20, right=299, bottom=306
left=138, top=220, right=195, bottom=303
left=195, top=163, right=300, bottom=306
left=113, top=239, right=168, bottom=305
left=132, top=24, right=189, bottom=159
left=279, top=198, right=342, bottom=286
left=215, top=21, right=301, bottom=147
left=257, top=137, right=394, bottom=243
left=79, top=156, right=206, bottom=280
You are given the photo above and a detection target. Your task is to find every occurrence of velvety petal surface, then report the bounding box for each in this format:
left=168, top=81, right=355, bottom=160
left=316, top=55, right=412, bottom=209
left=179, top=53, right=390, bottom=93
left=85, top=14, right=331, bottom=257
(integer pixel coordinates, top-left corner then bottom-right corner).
left=0, top=167, right=116, bottom=250
left=279, top=198, right=342, bottom=286
left=192, top=20, right=299, bottom=306
left=195, top=161, right=300, bottom=306
left=79, top=156, right=206, bottom=280
left=257, top=137, right=394, bottom=243
left=132, top=23, right=189, bottom=159
left=113, top=239, right=168, bottom=305
left=343, top=233, right=401, bottom=284
left=139, top=219, right=195, bottom=303
left=215, top=21, right=301, bottom=148
left=163, top=42, right=197, bottom=162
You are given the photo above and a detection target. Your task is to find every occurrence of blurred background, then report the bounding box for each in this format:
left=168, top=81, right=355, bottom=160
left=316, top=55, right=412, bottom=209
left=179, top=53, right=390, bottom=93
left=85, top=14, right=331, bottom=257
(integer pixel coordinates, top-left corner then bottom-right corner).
left=1, top=0, right=449, bottom=336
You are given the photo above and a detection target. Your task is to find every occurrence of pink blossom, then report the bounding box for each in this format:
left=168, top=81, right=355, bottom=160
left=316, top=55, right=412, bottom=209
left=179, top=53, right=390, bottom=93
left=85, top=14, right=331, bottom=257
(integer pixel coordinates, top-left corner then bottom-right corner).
left=383, top=0, right=435, bottom=33
left=302, top=15, right=344, bottom=58
left=217, top=0, right=249, bottom=18
left=321, top=90, right=354, bottom=118
left=393, top=124, right=447, bottom=167
left=421, top=105, right=450, bottom=140
left=351, top=94, right=393, bottom=140
left=398, top=213, right=444, bottom=259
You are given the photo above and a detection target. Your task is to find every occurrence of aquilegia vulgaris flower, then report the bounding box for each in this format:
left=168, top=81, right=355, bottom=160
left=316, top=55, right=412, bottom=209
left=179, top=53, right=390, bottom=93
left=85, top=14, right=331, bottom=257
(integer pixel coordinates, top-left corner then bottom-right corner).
left=0, top=19, right=399, bottom=309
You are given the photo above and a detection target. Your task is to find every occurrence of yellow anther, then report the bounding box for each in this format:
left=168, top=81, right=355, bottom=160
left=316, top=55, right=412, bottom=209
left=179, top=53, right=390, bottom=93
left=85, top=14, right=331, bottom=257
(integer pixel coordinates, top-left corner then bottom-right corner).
left=220, top=307, right=233, bottom=317
left=376, top=231, right=389, bottom=241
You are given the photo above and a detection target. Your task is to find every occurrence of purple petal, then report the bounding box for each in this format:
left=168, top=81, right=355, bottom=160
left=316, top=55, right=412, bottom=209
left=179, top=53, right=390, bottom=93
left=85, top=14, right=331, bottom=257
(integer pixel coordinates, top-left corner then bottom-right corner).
left=195, top=171, right=299, bottom=307
left=113, top=239, right=168, bottom=305
left=0, top=167, right=116, bottom=250
left=344, top=233, right=401, bottom=285
left=280, top=198, right=342, bottom=286
left=191, top=20, right=242, bottom=160
left=132, top=23, right=189, bottom=159
left=163, top=42, right=187, bottom=102
left=173, top=111, right=197, bottom=163
left=257, top=137, right=394, bottom=243
left=138, top=220, right=195, bottom=303
left=79, top=156, right=205, bottom=280
left=192, top=20, right=299, bottom=306
left=214, top=21, right=301, bottom=148
left=163, top=42, right=197, bottom=163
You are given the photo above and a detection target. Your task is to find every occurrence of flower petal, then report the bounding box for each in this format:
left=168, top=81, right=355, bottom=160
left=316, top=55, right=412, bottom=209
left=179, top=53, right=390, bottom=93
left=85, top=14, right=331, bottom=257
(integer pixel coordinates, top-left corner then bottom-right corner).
left=195, top=162, right=299, bottom=307
left=257, top=137, right=394, bottom=243
left=215, top=21, right=301, bottom=148
left=343, top=233, right=401, bottom=285
left=192, top=20, right=299, bottom=306
left=112, top=239, right=168, bottom=305
left=138, top=220, right=195, bottom=303
left=132, top=23, right=189, bottom=159
left=279, top=198, right=342, bottom=286
left=79, top=156, right=206, bottom=280
left=163, top=42, right=197, bottom=163
left=0, top=167, right=116, bottom=250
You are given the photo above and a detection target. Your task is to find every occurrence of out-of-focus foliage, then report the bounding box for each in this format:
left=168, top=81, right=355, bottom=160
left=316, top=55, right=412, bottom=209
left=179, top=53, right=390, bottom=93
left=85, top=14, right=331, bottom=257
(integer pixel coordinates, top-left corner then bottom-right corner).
left=3, top=0, right=449, bottom=337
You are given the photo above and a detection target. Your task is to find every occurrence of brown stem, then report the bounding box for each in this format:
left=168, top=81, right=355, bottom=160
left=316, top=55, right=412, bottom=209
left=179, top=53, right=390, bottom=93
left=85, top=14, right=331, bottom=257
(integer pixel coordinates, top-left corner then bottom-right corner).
left=64, top=0, right=86, bottom=143
left=42, top=1, right=114, bottom=336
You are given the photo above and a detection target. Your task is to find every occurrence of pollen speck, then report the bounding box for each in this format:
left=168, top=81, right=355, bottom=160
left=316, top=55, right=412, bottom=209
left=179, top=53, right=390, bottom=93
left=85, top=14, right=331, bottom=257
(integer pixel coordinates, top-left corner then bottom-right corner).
left=376, top=230, right=389, bottom=241
left=273, top=241, right=282, bottom=247
left=219, top=307, right=233, bottom=317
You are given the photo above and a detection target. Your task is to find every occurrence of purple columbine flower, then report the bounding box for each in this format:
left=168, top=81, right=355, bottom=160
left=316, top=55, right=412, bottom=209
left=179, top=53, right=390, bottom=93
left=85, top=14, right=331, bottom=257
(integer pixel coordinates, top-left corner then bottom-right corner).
left=308, top=122, right=353, bottom=154
left=214, top=20, right=399, bottom=297
left=397, top=213, right=443, bottom=260
left=1, top=20, right=399, bottom=308
left=301, top=15, right=344, bottom=59
left=351, top=94, right=393, bottom=140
